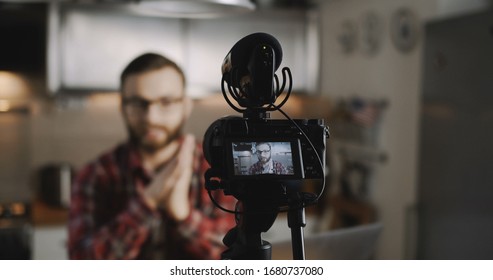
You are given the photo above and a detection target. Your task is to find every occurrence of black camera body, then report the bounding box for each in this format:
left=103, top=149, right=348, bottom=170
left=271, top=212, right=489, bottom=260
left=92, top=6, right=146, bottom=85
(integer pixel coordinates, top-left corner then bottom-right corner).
left=203, top=115, right=327, bottom=199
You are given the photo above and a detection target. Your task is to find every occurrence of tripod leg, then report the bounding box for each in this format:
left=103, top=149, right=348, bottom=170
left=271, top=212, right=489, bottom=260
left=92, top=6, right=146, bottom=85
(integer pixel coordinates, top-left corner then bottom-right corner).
left=288, top=202, right=306, bottom=260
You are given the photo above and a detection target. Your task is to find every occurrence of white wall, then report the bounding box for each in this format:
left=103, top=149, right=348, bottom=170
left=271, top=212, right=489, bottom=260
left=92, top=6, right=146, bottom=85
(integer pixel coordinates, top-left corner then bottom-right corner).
left=318, top=0, right=491, bottom=259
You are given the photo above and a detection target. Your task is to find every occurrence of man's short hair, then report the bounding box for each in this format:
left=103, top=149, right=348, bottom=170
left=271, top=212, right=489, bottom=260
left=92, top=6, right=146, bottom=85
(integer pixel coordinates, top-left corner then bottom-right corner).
left=120, top=53, right=186, bottom=90
left=256, top=142, right=271, bottom=150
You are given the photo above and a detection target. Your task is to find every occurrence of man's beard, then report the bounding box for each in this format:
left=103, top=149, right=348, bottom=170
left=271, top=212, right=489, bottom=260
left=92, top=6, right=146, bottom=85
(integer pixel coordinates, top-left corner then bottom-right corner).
left=128, top=122, right=184, bottom=152
left=260, top=155, right=271, bottom=164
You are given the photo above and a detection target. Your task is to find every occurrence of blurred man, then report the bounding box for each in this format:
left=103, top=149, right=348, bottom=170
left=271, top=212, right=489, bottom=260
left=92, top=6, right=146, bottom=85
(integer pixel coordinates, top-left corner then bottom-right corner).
left=68, top=53, right=235, bottom=259
left=248, top=142, right=287, bottom=175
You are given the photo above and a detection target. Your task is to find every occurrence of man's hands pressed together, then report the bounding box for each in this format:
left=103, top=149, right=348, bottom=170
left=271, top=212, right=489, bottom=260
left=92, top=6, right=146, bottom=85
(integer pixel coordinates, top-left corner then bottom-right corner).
left=142, top=135, right=196, bottom=221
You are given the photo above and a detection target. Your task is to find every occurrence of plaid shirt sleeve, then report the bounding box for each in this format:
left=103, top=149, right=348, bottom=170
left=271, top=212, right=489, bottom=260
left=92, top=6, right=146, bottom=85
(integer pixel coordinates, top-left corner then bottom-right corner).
left=68, top=160, right=161, bottom=260
left=169, top=190, right=236, bottom=259
left=273, top=161, right=287, bottom=175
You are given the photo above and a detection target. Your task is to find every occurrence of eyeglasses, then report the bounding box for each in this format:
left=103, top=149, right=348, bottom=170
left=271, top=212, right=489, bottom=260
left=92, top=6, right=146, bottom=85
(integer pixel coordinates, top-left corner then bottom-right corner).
left=256, top=149, right=271, bottom=154
left=122, top=96, right=184, bottom=114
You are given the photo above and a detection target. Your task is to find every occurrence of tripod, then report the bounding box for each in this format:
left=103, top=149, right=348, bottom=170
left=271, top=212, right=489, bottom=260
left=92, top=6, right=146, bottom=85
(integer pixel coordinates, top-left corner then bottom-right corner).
left=221, top=190, right=315, bottom=260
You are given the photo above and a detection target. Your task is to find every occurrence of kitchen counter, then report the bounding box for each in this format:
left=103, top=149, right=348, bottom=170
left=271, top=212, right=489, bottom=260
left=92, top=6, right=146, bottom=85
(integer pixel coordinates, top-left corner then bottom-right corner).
left=32, top=199, right=68, bottom=227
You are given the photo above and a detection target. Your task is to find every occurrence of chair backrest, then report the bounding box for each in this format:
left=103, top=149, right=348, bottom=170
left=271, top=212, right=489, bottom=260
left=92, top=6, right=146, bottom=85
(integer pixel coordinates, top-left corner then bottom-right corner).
left=271, top=223, right=383, bottom=260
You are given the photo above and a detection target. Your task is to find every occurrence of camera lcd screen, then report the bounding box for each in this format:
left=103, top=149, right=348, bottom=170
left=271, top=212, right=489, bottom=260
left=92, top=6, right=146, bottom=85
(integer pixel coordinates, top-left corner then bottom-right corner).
left=231, top=141, right=300, bottom=176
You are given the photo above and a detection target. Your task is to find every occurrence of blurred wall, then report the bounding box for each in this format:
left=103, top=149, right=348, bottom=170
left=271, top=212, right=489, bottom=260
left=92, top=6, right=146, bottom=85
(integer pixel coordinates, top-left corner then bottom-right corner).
left=318, top=0, right=491, bottom=259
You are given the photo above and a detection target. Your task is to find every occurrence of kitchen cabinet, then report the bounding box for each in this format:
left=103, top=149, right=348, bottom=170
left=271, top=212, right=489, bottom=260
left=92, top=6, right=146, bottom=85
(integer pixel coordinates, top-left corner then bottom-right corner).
left=31, top=200, right=69, bottom=260
left=32, top=226, right=67, bottom=260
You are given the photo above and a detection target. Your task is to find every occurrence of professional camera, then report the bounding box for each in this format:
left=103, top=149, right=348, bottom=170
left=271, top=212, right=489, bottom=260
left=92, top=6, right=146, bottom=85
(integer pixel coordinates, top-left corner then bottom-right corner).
left=204, top=117, right=326, bottom=199
left=203, top=32, right=329, bottom=260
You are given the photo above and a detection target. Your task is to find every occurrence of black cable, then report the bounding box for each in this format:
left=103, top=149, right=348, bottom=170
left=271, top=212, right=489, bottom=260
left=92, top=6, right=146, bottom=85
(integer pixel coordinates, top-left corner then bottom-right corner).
left=221, top=76, right=244, bottom=113
left=271, top=105, right=327, bottom=204
left=271, top=67, right=292, bottom=110
left=208, top=190, right=238, bottom=214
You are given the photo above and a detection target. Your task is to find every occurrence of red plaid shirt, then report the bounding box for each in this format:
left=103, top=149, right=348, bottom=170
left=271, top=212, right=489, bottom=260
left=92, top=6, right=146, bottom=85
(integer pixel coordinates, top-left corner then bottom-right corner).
left=248, top=160, right=287, bottom=175
left=68, top=140, right=236, bottom=259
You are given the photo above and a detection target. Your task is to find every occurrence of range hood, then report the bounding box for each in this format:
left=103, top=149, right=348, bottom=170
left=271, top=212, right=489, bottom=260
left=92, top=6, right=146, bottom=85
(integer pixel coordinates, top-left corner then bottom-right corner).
left=2, top=0, right=317, bottom=18
left=1, top=0, right=256, bottom=18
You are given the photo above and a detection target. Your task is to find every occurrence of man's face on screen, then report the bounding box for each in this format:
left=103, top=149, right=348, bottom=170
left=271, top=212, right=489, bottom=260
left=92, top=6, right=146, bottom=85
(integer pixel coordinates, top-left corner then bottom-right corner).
left=256, top=143, right=271, bottom=164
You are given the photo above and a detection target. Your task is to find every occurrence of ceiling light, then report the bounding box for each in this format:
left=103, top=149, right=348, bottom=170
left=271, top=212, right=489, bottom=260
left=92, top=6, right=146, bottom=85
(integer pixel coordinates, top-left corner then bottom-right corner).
left=0, top=100, right=11, bottom=112
left=136, top=0, right=256, bottom=18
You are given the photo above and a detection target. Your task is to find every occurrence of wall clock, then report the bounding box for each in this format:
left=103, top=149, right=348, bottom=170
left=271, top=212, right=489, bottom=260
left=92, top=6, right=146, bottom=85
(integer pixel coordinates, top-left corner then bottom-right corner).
left=390, top=7, right=419, bottom=53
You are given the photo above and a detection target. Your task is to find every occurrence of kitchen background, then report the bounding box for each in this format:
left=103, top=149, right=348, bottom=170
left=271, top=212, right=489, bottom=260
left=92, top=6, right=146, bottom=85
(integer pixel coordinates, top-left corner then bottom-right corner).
left=1, top=0, right=492, bottom=260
